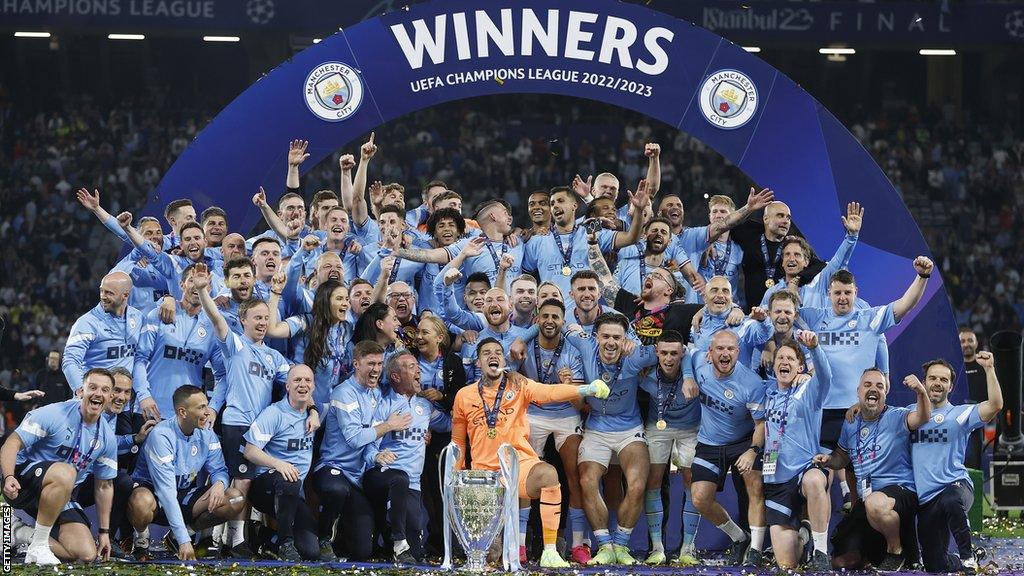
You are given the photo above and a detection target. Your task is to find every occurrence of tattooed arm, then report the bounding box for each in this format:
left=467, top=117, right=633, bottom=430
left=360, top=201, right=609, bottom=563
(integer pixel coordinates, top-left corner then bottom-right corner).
left=588, top=236, right=620, bottom=303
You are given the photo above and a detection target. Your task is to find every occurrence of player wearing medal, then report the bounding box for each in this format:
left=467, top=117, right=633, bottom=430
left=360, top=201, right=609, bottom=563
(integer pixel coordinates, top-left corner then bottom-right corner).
left=686, top=330, right=768, bottom=567
left=613, top=218, right=678, bottom=296
left=512, top=299, right=592, bottom=564
left=562, top=314, right=659, bottom=565
left=910, top=354, right=1002, bottom=572
left=692, top=276, right=773, bottom=366
left=451, top=338, right=611, bottom=568
left=522, top=180, right=650, bottom=297
left=2, top=369, right=118, bottom=565
left=637, top=330, right=701, bottom=566
left=760, top=331, right=833, bottom=570
left=685, top=195, right=745, bottom=304
left=128, top=385, right=245, bottom=561
left=814, top=368, right=931, bottom=571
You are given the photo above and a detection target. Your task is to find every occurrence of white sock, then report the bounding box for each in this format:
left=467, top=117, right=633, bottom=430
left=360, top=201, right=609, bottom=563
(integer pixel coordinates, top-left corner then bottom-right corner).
left=812, top=531, right=829, bottom=554
left=31, top=523, right=51, bottom=547
left=651, top=540, right=665, bottom=553
left=717, top=520, right=745, bottom=542
left=227, top=520, right=245, bottom=547
left=134, top=527, right=150, bottom=543
left=750, top=525, right=766, bottom=552
left=544, top=542, right=557, bottom=552
left=394, top=539, right=409, bottom=555
left=840, top=480, right=850, bottom=496
left=212, top=523, right=225, bottom=545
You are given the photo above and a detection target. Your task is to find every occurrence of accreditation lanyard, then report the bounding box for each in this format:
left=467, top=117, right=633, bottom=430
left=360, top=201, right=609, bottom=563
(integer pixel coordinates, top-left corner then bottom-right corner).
left=763, top=386, right=794, bottom=476
left=68, top=416, right=100, bottom=471
left=710, top=240, right=733, bottom=276
left=484, top=238, right=508, bottom=274
left=760, top=235, right=783, bottom=282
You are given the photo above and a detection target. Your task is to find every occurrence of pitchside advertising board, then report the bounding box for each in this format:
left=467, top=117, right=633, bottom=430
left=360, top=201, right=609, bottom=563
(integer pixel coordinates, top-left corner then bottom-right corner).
left=142, top=0, right=962, bottom=403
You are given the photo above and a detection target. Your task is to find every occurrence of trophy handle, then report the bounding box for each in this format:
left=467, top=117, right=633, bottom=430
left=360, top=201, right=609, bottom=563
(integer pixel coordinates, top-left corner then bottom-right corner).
left=439, top=442, right=461, bottom=570
left=497, top=443, right=522, bottom=572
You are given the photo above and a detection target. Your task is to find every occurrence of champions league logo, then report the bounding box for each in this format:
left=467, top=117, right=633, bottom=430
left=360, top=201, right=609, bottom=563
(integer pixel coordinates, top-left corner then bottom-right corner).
left=699, top=70, right=758, bottom=130
left=304, top=62, right=365, bottom=123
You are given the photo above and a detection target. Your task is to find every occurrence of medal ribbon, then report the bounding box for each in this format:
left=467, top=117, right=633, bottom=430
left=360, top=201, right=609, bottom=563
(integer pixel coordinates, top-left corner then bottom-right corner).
left=550, top=225, right=577, bottom=271
left=710, top=240, right=733, bottom=276
left=533, top=339, right=565, bottom=384
left=478, top=373, right=509, bottom=431
left=69, top=416, right=100, bottom=471
left=760, top=234, right=783, bottom=281
left=855, top=407, right=887, bottom=466
left=484, top=238, right=508, bottom=276
left=655, top=370, right=681, bottom=424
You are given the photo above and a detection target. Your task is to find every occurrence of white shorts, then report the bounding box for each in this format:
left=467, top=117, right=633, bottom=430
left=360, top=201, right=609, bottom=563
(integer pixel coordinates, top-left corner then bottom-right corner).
left=645, top=425, right=698, bottom=467
left=578, top=426, right=647, bottom=467
left=528, top=413, right=583, bottom=454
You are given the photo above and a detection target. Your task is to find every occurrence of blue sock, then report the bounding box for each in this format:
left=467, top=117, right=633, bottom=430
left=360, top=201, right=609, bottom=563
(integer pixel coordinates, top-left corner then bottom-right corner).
left=613, top=526, right=633, bottom=547
left=682, top=486, right=700, bottom=547
left=518, top=508, right=529, bottom=547
left=644, top=489, right=664, bottom=551
left=568, top=507, right=588, bottom=547
left=593, top=529, right=612, bottom=547
left=608, top=510, right=618, bottom=535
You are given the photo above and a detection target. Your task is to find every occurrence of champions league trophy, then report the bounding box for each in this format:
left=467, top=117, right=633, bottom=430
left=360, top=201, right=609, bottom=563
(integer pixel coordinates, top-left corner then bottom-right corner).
left=439, top=443, right=522, bottom=572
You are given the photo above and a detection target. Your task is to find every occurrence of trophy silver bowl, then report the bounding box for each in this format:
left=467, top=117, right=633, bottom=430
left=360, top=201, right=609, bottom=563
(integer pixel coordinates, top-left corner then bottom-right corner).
left=446, top=469, right=506, bottom=571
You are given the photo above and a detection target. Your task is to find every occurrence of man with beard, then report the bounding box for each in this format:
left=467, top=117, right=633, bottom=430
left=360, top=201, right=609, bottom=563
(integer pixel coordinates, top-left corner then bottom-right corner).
left=799, top=258, right=933, bottom=470
left=315, top=341, right=412, bottom=561
left=562, top=314, right=658, bottom=565
left=1, top=369, right=117, bottom=565
left=512, top=299, right=590, bottom=563
left=960, top=327, right=989, bottom=468
left=63, top=271, right=147, bottom=409
left=523, top=181, right=650, bottom=297
left=454, top=288, right=538, bottom=383
left=31, top=351, right=71, bottom=409
left=685, top=195, right=745, bottom=305
left=565, top=271, right=612, bottom=335
left=815, top=369, right=931, bottom=571
left=364, top=352, right=437, bottom=563
left=527, top=190, right=553, bottom=235
left=360, top=206, right=427, bottom=290
left=758, top=202, right=863, bottom=309
left=451, top=338, right=611, bottom=568
left=588, top=237, right=701, bottom=346
left=639, top=331, right=701, bottom=566
left=291, top=206, right=360, bottom=283
left=692, top=276, right=772, bottom=365
left=119, top=212, right=231, bottom=302
left=128, top=384, right=245, bottom=561
left=686, top=330, right=767, bottom=566
left=910, top=355, right=1001, bottom=572
left=194, top=264, right=304, bottom=556
left=753, top=291, right=807, bottom=375
left=77, top=189, right=172, bottom=315
left=729, top=200, right=826, bottom=310
left=614, top=218, right=679, bottom=295
left=134, top=264, right=226, bottom=421
left=243, top=365, right=322, bottom=561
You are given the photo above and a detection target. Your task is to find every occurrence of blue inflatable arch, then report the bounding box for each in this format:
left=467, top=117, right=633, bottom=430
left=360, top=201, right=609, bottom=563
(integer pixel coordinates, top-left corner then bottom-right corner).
left=143, top=0, right=961, bottom=397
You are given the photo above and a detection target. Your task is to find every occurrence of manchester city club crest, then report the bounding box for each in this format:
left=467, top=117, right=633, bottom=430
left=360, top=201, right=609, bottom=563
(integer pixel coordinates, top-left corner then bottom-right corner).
left=505, top=390, right=515, bottom=401
left=848, top=320, right=858, bottom=329
left=861, top=427, right=871, bottom=438
left=934, top=413, right=945, bottom=424
left=304, top=62, right=364, bottom=122
left=699, top=70, right=758, bottom=130
left=414, top=405, right=424, bottom=415
left=724, top=389, right=735, bottom=399
left=198, top=326, right=207, bottom=338
left=128, top=318, right=137, bottom=330
left=191, top=445, right=199, bottom=456
left=265, top=354, right=273, bottom=363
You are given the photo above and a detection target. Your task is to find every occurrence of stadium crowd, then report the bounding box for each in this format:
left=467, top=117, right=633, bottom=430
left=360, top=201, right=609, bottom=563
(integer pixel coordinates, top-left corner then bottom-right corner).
left=0, top=94, right=1017, bottom=572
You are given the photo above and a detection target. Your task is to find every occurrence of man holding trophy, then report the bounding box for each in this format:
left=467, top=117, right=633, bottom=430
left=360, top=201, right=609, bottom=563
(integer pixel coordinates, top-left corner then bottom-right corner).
left=449, top=338, right=611, bottom=569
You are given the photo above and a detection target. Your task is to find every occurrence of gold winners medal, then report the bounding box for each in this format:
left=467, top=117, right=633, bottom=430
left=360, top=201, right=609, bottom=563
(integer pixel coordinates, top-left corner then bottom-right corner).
left=765, top=278, right=775, bottom=288
left=562, top=266, right=572, bottom=277
left=656, top=419, right=667, bottom=430
left=487, top=428, right=497, bottom=439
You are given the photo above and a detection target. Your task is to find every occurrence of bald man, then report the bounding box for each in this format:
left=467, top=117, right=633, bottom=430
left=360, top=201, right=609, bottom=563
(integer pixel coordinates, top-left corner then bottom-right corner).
left=63, top=272, right=150, bottom=416
left=728, top=201, right=825, bottom=310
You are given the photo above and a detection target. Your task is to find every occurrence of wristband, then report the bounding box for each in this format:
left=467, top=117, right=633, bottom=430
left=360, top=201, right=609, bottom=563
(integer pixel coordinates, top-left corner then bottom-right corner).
left=271, top=291, right=284, bottom=296
left=918, top=273, right=931, bottom=279
left=749, top=445, right=763, bottom=456
left=98, top=528, right=110, bottom=534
